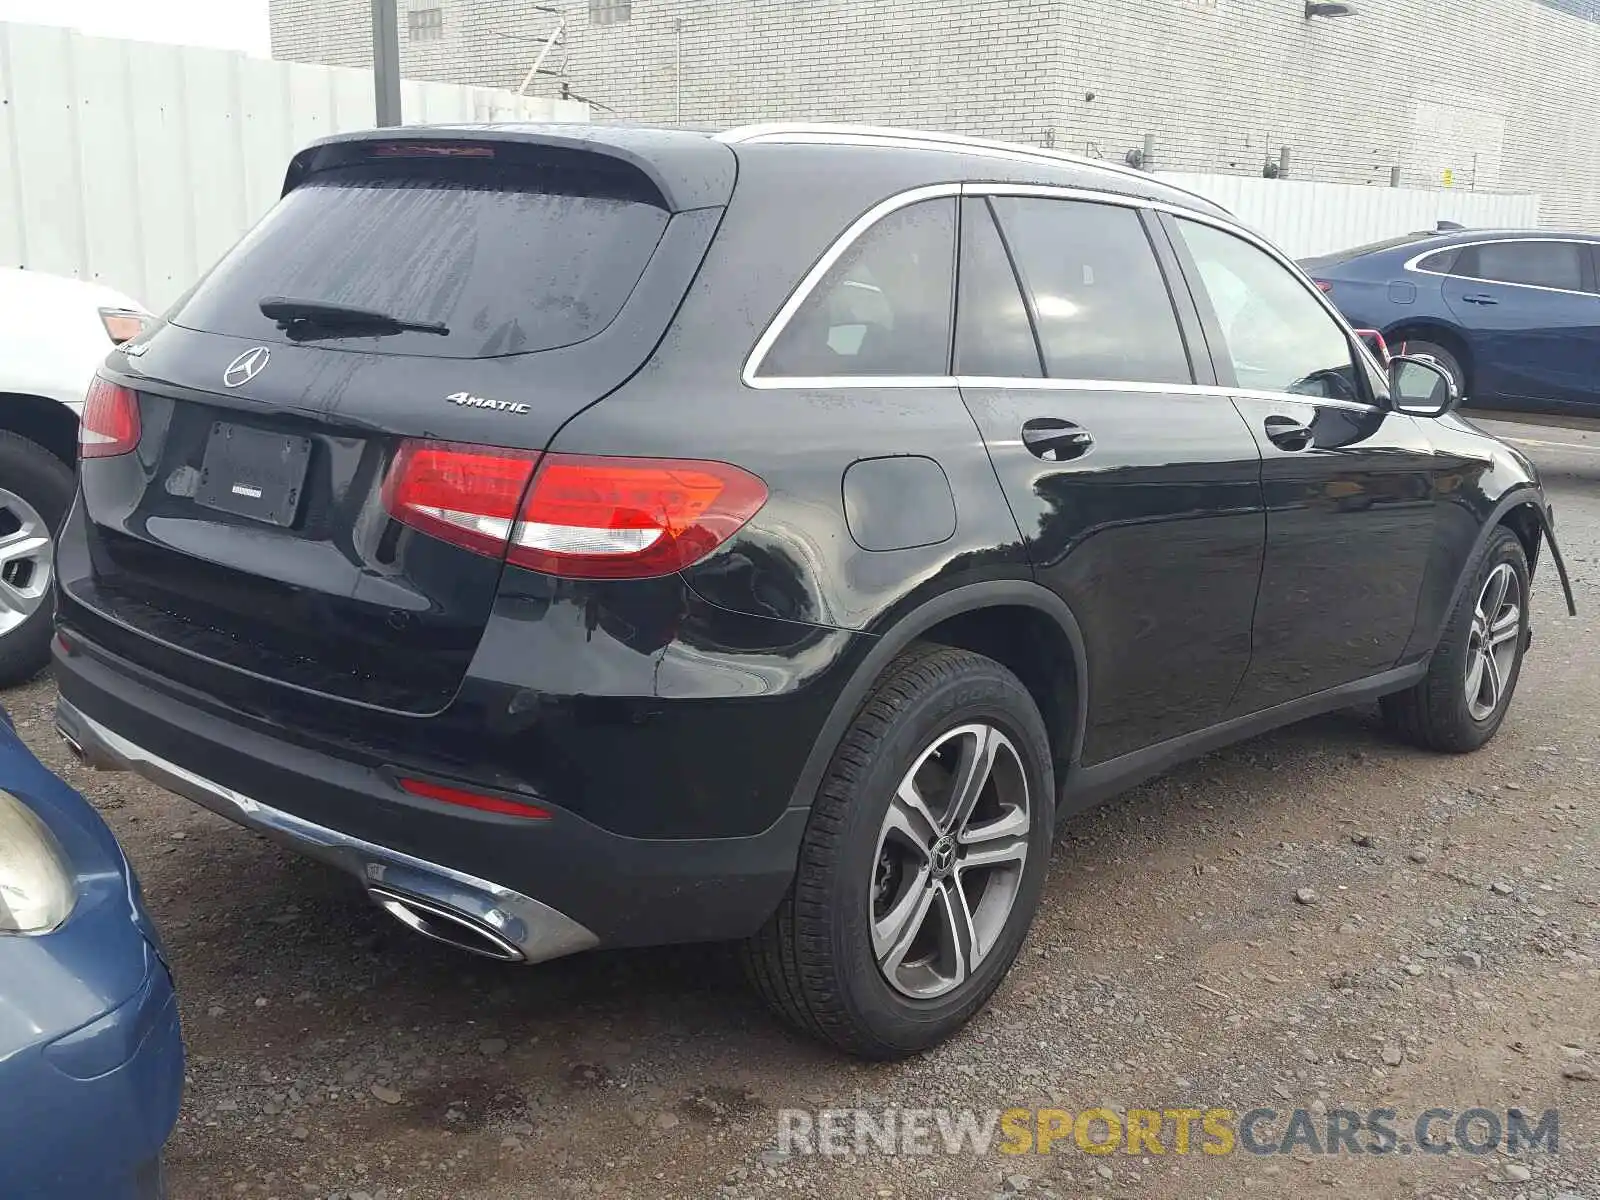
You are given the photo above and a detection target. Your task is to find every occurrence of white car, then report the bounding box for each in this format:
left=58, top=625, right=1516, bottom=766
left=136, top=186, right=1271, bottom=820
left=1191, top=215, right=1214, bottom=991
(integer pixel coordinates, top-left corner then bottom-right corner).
left=0, top=268, right=148, bottom=685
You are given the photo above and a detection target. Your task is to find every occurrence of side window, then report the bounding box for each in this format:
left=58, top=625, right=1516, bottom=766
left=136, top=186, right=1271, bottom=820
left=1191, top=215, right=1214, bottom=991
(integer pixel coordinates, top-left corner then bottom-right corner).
left=954, top=198, right=1042, bottom=378
left=1456, top=241, right=1585, bottom=291
left=989, top=197, right=1192, bottom=384
left=1173, top=218, right=1362, bottom=403
left=1415, top=248, right=1460, bottom=274
left=759, top=198, right=956, bottom=379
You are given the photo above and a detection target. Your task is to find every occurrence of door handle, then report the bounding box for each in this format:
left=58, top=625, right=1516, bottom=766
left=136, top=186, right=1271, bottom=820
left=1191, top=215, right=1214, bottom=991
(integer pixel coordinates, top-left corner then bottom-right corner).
left=1460, top=294, right=1499, bottom=305
left=1021, top=417, right=1094, bottom=462
left=1263, top=415, right=1314, bottom=451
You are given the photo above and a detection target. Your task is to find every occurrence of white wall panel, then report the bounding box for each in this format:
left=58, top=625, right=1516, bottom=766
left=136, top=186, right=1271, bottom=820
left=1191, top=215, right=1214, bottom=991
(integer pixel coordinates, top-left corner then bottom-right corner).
left=0, top=22, right=589, bottom=309
left=1159, top=174, right=1541, bottom=259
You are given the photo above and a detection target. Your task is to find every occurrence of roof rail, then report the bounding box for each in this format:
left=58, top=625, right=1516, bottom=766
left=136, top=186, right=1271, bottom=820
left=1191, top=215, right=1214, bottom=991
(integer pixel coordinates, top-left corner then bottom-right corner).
left=716, top=123, right=1220, bottom=209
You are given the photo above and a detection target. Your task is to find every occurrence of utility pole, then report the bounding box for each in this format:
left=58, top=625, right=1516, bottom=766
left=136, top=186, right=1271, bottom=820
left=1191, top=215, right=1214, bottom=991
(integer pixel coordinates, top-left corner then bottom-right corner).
left=372, top=0, right=402, bottom=127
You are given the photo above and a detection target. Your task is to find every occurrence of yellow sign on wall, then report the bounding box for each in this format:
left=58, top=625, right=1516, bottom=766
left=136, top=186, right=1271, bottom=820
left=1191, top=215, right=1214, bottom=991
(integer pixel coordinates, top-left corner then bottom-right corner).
left=1443, top=168, right=1455, bottom=187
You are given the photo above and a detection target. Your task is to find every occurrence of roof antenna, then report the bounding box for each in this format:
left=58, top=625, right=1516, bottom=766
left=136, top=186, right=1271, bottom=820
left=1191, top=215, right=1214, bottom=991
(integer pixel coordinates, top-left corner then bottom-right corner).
left=518, top=4, right=569, bottom=96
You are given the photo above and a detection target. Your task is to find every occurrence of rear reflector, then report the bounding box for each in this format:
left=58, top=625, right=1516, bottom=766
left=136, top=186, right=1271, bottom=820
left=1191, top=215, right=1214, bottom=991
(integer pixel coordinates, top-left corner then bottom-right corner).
left=80, top=376, right=141, bottom=459
left=398, top=776, right=551, bottom=819
left=381, top=441, right=540, bottom=559
left=509, top=454, right=768, bottom=579
left=381, top=442, right=768, bottom=579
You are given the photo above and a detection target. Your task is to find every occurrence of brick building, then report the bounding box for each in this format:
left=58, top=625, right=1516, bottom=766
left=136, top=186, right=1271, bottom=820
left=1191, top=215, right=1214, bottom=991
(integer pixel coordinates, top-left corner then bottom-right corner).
left=269, top=0, right=1600, bottom=225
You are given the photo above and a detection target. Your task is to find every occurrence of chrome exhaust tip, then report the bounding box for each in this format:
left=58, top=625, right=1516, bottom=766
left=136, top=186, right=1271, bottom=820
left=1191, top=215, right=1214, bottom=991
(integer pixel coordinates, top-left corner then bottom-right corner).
left=369, top=886, right=526, bottom=963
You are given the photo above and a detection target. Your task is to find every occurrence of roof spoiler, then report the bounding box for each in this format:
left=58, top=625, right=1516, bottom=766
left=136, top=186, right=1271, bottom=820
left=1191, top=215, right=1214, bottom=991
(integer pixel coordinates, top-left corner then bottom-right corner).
left=281, top=125, right=736, bottom=213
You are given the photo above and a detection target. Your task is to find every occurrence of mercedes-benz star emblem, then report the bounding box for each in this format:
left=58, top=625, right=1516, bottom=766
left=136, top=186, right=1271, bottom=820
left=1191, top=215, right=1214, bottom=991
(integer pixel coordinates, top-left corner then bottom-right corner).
left=223, top=346, right=272, bottom=388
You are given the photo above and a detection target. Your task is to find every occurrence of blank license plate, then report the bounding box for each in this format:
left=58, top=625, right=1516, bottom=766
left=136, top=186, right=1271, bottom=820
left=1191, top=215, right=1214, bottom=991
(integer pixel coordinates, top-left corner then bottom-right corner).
left=195, top=422, right=311, bottom=527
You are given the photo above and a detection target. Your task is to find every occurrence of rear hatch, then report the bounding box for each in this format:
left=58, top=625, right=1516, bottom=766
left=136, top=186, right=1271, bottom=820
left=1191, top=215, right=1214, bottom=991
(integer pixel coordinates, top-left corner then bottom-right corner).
left=66, top=129, right=732, bottom=715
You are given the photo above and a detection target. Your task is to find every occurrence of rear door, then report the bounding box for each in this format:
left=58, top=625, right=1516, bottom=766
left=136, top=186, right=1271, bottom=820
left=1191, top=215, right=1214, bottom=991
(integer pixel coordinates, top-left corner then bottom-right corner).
left=955, top=190, right=1265, bottom=766
left=65, top=140, right=721, bottom=717
left=1161, top=214, right=1438, bottom=713
left=1440, top=238, right=1600, bottom=410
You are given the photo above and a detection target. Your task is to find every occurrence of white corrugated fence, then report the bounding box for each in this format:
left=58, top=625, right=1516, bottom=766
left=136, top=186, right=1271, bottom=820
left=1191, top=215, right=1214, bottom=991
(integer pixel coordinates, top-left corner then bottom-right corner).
left=0, top=22, right=589, bottom=310
left=1160, top=173, right=1543, bottom=259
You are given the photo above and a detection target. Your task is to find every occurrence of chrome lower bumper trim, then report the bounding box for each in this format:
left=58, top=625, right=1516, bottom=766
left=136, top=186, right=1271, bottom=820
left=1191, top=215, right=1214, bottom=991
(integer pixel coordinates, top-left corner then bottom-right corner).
left=56, top=700, right=599, bottom=965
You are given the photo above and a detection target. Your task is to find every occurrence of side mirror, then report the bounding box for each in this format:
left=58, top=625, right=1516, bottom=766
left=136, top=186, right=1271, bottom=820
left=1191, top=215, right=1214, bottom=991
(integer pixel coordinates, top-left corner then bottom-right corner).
left=1389, top=354, right=1458, bottom=418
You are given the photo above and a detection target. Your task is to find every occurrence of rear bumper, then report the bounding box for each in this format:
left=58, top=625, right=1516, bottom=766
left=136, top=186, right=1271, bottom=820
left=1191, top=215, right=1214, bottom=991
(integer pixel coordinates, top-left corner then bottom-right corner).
left=53, top=635, right=809, bottom=957
left=58, top=701, right=599, bottom=963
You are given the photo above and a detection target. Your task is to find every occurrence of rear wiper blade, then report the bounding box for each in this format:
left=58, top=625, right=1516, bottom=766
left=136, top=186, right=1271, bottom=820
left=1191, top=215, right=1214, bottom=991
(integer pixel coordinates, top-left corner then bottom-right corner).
left=258, top=296, right=449, bottom=337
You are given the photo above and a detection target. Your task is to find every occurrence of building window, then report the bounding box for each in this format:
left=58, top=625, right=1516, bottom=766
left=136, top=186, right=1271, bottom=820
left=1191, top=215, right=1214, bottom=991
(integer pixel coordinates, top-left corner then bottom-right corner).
left=590, top=0, right=631, bottom=25
left=408, top=7, right=444, bottom=41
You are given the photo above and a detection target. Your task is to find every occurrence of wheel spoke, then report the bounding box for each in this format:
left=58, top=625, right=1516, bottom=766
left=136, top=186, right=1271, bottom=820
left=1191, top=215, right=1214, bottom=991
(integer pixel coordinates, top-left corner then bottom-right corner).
left=958, top=829, right=1028, bottom=872
left=1479, top=566, right=1511, bottom=632
left=930, top=879, right=975, bottom=987
left=1481, top=648, right=1504, bottom=711
left=1465, top=651, right=1486, bottom=704
left=872, top=868, right=936, bottom=972
left=888, top=778, right=940, bottom=859
left=0, top=529, right=47, bottom=567
left=944, top=725, right=1000, bottom=836
left=1488, top=605, right=1520, bottom=649
left=0, top=579, right=24, bottom=615
left=959, top=801, right=1029, bottom=851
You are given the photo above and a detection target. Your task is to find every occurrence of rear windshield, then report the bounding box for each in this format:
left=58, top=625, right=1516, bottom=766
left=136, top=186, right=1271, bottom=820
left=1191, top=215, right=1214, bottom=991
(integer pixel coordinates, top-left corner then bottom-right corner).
left=171, top=160, right=671, bottom=358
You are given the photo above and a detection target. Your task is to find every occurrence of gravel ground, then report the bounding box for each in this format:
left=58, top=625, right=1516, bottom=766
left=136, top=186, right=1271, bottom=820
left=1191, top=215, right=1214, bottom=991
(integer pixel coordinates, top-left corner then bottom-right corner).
left=5, top=417, right=1597, bottom=1200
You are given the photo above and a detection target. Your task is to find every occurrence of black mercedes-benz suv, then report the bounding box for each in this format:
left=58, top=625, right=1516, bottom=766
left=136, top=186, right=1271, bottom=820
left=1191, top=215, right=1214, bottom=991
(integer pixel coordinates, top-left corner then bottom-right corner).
left=53, top=123, right=1572, bottom=1058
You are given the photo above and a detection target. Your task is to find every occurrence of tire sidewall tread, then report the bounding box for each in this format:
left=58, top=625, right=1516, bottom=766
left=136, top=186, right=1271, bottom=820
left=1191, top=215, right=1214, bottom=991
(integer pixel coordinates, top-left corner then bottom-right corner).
left=0, top=431, right=74, bottom=687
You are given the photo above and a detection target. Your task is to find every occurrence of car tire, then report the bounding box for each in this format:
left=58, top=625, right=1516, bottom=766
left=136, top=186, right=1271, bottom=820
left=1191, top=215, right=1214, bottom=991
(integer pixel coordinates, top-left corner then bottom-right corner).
left=1394, top=338, right=1466, bottom=400
left=742, top=644, right=1055, bottom=1059
left=1382, top=525, right=1529, bottom=753
left=0, top=432, right=74, bottom=688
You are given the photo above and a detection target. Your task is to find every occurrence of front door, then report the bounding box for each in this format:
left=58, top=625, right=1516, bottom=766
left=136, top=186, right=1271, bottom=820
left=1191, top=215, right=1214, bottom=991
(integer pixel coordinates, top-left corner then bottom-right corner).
left=1439, top=238, right=1600, bottom=413
left=1162, top=213, right=1438, bottom=713
left=954, top=192, right=1265, bottom=766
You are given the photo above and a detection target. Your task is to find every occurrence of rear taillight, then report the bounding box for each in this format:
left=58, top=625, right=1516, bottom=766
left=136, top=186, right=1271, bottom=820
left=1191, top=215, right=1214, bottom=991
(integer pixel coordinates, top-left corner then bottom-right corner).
left=1313, top=280, right=1334, bottom=293
left=79, top=376, right=141, bottom=459
left=380, top=442, right=768, bottom=579
left=98, top=308, right=148, bottom=345
left=509, top=454, right=768, bottom=579
left=381, top=441, right=541, bottom=558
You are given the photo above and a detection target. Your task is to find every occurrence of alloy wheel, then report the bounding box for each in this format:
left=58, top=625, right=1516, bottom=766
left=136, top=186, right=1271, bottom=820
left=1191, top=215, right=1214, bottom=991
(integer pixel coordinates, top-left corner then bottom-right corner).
left=869, top=722, right=1031, bottom=1000
left=1465, top=562, right=1520, bottom=721
left=0, top=487, right=51, bottom=636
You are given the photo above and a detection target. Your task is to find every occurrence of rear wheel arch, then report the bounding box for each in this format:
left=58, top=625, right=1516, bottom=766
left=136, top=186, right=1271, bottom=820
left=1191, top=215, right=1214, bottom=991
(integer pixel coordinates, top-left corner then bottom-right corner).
left=1498, top=501, right=1543, bottom=573
left=787, top=581, right=1089, bottom=814
left=1435, top=489, right=1547, bottom=645
left=0, top=392, right=79, bottom=467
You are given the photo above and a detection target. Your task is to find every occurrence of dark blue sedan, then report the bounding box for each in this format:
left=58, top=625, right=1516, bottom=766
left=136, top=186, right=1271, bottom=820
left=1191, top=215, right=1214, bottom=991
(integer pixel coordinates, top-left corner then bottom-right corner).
left=1302, top=229, right=1600, bottom=418
left=0, top=704, right=183, bottom=1198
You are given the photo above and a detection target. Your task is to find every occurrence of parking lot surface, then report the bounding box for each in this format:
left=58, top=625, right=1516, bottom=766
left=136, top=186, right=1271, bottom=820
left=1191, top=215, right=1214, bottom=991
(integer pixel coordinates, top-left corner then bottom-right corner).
left=5, top=416, right=1597, bottom=1200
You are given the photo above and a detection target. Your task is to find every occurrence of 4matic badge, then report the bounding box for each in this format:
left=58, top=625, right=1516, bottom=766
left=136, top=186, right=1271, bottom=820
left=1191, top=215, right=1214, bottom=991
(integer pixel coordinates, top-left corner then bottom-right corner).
left=447, top=391, right=531, bottom=415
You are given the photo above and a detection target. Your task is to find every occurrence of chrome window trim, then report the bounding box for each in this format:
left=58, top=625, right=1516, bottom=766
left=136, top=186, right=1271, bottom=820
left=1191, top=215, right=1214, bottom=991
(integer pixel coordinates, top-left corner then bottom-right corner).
left=956, top=377, right=1376, bottom=413
left=1402, top=237, right=1600, bottom=299
left=742, top=182, right=962, bottom=389
left=740, top=373, right=1375, bottom=414
left=743, top=179, right=1385, bottom=407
